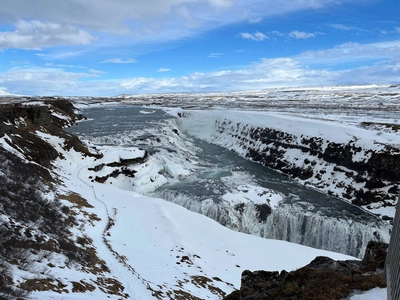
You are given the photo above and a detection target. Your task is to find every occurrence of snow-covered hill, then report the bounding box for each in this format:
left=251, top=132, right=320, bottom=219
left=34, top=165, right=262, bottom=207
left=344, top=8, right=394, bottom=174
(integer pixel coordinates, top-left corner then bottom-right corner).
left=0, top=119, right=355, bottom=299
left=0, top=89, right=395, bottom=299
left=45, top=145, right=357, bottom=299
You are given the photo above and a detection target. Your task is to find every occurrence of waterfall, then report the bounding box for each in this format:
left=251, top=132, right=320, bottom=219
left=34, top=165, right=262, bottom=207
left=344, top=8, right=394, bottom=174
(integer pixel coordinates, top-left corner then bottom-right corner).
left=153, top=190, right=390, bottom=258
left=71, top=107, right=392, bottom=260
left=264, top=203, right=390, bottom=258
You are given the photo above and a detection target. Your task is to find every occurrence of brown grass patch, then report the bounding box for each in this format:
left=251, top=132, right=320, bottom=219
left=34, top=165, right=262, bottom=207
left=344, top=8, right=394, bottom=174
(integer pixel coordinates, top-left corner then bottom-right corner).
left=71, top=280, right=96, bottom=293
left=20, top=278, right=68, bottom=293
left=191, top=275, right=226, bottom=298
left=57, top=192, right=100, bottom=224
left=92, top=277, right=129, bottom=299
left=167, top=289, right=202, bottom=300
left=74, top=244, right=109, bottom=275
left=58, top=192, right=93, bottom=209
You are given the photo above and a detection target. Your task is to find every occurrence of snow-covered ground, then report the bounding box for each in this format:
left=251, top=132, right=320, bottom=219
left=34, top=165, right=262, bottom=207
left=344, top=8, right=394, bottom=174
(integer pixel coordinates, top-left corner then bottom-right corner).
left=68, top=104, right=392, bottom=258
left=26, top=136, right=362, bottom=299
left=349, top=288, right=387, bottom=300
left=2, top=84, right=397, bottom=299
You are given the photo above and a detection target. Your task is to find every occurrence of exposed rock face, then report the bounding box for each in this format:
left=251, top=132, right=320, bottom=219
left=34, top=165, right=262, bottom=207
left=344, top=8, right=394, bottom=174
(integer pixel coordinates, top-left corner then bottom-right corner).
left=88, top=152, right=149, bottom=183
left=240, top=270, right=291, bottom=300
left=0, top=101, right=99, bottom=170
left=211, top=119, right=399, bottom=214
left=0, top=99, right=112, bottom=299
left=225, top=241, right=388, bottom=300
left=0, top=100, right=81, bottom=131
left=106, top=152, right=149, bottom=167
left=94, top=167, right=138, bottom=183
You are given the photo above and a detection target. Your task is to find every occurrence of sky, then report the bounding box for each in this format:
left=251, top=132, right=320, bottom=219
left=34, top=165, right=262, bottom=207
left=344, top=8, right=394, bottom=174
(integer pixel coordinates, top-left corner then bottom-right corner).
left=0, top=0, right=399, bottom=96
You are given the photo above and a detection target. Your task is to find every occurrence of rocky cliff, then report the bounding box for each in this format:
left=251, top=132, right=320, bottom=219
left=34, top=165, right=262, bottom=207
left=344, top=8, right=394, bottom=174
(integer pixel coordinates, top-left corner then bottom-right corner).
left=238, top=123, right=399, bottom=207
left=224, top=241, right=388, bottom=300
left=179, top=111, right=399, bottom=220
left=0, top=100, right=97, bottom=171
left=0, top=100, right=122, bottom=299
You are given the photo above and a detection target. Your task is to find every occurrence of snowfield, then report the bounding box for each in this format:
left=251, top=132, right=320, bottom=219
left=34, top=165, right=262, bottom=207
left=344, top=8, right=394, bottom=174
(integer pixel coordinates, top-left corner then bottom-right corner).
left=27, top=140, right=358, bottom=299
left=349, top=288, right=387, bottom=300
left=2, top=84, right=397, bottom=299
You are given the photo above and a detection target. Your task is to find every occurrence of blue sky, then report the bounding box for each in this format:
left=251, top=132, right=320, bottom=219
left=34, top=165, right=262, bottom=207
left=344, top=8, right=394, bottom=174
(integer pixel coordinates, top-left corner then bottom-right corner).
left=0, top=0, right=399, bottom=96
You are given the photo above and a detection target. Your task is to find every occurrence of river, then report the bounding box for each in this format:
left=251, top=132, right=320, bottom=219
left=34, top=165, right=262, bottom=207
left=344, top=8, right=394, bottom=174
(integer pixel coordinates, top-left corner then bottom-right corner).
left=68, top=105, right=390, bottom=258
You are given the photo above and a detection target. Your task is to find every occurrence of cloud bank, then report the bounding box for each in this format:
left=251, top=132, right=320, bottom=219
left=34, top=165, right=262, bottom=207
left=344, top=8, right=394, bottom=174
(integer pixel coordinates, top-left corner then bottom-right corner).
left=1, top=39, right=398, bottom=96
left=0, top=0, right=398, bottom=95
left=0, top=20, right=94, bottom=49
left=0, top=0, right=353, bottom=45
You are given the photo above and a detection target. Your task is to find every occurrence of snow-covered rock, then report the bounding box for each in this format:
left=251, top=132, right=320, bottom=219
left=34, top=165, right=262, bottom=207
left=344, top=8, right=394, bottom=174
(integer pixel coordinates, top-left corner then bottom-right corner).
left=178, top=109, right=400, bottom=218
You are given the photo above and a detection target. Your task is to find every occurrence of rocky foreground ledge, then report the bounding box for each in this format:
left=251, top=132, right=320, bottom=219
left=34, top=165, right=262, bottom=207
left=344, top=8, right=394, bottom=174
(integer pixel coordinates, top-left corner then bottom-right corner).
left=224, top=241, right=388, bottom=300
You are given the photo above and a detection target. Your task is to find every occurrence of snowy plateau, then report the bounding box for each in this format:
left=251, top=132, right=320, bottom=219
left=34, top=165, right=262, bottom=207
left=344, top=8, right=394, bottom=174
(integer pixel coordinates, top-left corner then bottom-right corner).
left=0, top=84, right=398, bottom=299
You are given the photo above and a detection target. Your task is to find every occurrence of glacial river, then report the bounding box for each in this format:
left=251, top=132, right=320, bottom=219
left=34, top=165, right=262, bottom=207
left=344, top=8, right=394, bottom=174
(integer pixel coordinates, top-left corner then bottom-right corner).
left=68, top=105, right=390, bottom=258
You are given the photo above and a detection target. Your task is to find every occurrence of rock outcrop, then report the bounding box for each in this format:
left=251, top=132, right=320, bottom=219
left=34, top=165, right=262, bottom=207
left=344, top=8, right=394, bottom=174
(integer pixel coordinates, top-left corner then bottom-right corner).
left=0, top=99, right=119, bottom=299
left=0, top=100, right=99, bottom=172
left=180, top=111, right=398, bottom=219
left=224, top=241, right=388, bottom=300
left=217, top=121, right=399, bottom=209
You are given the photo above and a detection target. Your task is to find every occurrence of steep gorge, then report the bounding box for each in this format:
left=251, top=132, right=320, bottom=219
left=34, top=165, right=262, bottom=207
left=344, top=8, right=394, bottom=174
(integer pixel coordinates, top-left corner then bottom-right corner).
left=179, top=111, right=399, bottom=218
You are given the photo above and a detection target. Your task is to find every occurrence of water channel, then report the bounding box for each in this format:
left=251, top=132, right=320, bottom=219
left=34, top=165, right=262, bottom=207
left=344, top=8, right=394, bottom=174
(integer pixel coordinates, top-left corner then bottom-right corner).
left=68, top=106, right=390, bottom=258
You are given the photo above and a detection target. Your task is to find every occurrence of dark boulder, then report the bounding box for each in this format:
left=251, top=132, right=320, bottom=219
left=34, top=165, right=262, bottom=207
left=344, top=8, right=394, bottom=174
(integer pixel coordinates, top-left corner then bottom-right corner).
left=224, top=241, right=388, bottom=300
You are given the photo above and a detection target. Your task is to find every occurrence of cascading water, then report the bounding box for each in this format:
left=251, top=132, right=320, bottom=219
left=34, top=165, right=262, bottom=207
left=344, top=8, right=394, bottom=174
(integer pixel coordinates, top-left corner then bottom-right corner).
left=154, top=189, right=389, bottom=258
left=68, top=106, right=391, bottom=258
left=263, top=203, right=387, bottom=258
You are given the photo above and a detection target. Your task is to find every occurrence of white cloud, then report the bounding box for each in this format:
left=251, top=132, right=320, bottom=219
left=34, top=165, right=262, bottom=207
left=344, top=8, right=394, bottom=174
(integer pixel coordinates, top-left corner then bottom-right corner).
left=88, top=69, right=106, bottom=75
left=289, top=30, right=316, bottom=39
left=0, top=0, right=240, bottom=36
left=102, top=58, right=138, bottom=64
left=329, top=24, right=363, bottom=31
left=0, top=0, right=350, bottom=45
left=1, top=39, right=399, bottom=96
left=0, top=87, right=15, bottom=96
left=272, top=30, right=284, bottom=37
left=297, top=40, right=400, bottom=64
left=45, top=63, right=85, bottom=69
left=109, top=55, right=400, bottom=93
left=1, top=58, right=319, bottom=95
left=45, top=51, right=86, bottom=60
left=0, top=20, right=94, bottom=49
left=249, top=17, right=262, bottom=24
left=239, top=32, right=268, bottom=41
left=208, top=0, right=234, bottom=8
left=395, top=27, right=400, bottom=34
left=208, top=53, right=224, bottom=58
left=0, top=67, right=95, bottom=95
left=104, top=57, right=333, bottom=93
left=158, top=68, right=172, bottom=72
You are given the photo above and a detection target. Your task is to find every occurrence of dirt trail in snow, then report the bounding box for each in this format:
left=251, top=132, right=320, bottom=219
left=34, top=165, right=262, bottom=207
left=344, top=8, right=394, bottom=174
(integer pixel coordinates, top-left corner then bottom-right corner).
left=77, top=166, right=161, bottom=299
